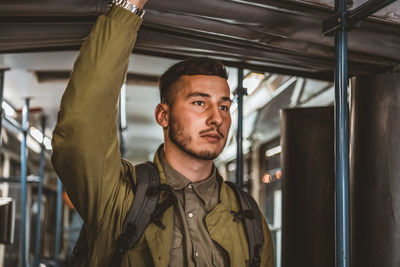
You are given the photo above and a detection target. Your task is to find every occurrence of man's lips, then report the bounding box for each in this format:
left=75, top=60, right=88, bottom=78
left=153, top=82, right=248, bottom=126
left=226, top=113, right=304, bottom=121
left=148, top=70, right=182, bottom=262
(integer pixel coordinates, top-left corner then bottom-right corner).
left=199, top=129, right=224, bottom=139
left=201, top=133, right=221, bottom=140
left=200, top=131, right=223, bottom=143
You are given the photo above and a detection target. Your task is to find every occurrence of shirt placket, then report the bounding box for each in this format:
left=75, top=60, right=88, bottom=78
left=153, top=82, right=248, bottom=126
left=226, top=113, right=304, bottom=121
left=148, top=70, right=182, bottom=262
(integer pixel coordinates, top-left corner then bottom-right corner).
left=184, top=184, right=203, bottom=266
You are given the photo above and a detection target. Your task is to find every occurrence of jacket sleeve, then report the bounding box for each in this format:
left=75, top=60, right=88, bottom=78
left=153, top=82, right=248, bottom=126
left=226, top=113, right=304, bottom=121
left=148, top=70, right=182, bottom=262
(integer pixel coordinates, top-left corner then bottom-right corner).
left=261, top=216, right=275, bottom=267
left=51, top=6, right=142, bottom=228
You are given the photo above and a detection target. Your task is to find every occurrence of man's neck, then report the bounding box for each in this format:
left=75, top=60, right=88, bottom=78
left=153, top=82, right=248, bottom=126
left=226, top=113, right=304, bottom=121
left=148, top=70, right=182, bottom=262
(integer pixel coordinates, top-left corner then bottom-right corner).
left=163, top=143, right=214, bottom=183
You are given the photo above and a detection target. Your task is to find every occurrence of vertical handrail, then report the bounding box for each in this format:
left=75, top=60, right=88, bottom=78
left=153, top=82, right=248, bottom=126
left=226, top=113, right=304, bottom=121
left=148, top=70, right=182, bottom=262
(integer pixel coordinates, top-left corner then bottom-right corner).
left=236, top=68, right=245, bottom=188
left=54, top=178, right=63, bottom=267
left=321, top=1, right=396, bottom=266
left=0, top=70, right=5, bottom=153
left=334, top=0, right=350, bottom=266
left=20, top=98, right=30, bottom=267
left=33, top=116, right=47, bottom=267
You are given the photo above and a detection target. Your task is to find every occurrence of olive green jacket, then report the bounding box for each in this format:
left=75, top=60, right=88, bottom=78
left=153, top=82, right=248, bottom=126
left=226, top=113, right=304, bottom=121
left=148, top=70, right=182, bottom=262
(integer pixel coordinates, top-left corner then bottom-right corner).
left=51, top=6, right=274, bottom=267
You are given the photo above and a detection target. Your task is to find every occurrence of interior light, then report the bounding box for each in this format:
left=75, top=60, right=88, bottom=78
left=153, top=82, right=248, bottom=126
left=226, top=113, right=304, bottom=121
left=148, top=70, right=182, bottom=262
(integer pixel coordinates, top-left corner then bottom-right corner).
left=265, top=145, right=282, bottom=157
left=262, top=173, right=273, bottom=184
left=120, top=83, right=127, bottom=128
left=230, top=102, right=238, bottom=114
left=227, top=163, right=237, bottom=172
left=27, top=135, right=41, bottom=154
left=2, top=101, right=17, bottom=117
left=30, top=127, right=43, bottom=143
left=16, top=132, right=43, bottom=153
left=29, top=127, right=52, bottom=150
left=243, top=72, right=265, bottom=95
left=44, top=137, right=52, bottom=150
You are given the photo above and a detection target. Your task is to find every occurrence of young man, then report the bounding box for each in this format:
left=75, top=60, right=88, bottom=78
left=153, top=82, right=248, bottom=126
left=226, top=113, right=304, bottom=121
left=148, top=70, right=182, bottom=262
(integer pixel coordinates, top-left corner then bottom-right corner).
left=51, top=0, right=274, bottom=266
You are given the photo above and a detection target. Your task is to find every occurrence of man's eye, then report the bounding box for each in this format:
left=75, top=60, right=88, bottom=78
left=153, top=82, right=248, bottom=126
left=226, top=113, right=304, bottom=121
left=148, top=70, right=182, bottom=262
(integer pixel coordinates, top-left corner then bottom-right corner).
left=193, top=101, right=204, bottom=106
left=220, top=105, right=230, bottom=111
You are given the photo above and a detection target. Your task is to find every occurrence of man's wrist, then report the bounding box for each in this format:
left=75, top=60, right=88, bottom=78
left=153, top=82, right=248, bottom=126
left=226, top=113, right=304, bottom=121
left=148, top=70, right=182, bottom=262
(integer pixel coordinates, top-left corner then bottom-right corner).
left=109, top=0, right=145, bottom=18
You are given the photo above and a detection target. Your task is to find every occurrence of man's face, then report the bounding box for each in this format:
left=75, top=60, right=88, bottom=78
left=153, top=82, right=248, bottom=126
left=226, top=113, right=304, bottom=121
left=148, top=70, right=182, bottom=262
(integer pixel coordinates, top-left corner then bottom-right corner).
left=167, top=75, right=232, bottom=160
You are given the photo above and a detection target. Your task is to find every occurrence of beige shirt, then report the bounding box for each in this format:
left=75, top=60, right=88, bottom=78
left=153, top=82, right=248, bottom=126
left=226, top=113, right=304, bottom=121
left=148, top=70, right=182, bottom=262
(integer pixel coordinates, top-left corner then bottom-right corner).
left=159, top=150, right=228, bottom=267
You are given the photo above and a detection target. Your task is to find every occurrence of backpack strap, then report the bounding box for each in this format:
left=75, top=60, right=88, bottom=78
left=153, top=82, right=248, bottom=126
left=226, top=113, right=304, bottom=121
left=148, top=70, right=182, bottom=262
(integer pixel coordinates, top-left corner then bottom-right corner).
left=149, top=184, right=176, bottom=230
left=109, top=161, right=160, bottom=267
left=225, top=181, right=264, bottom=267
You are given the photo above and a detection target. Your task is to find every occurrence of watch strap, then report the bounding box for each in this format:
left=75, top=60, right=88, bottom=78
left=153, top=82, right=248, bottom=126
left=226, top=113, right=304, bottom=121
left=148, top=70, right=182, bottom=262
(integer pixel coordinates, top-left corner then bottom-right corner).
left=109, top=0, right=145, bottom=18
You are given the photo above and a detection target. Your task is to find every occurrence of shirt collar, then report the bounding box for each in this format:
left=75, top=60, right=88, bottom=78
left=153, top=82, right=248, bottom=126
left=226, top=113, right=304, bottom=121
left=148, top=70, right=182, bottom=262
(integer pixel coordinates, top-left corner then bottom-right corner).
left=159, top=148, right=190, bottom=190
left=191, top=167, right=217, bottom=206
left=158, top=147, right=218, bottom=205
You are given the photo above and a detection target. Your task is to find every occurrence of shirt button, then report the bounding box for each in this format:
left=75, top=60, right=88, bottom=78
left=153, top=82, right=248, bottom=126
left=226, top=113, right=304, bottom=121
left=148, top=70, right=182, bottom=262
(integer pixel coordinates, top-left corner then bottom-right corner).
left=188, top=212, right=194, bottom=218
left=195, top=252, right=199, bottom=257
left=188, top=184, right=193, bottom=189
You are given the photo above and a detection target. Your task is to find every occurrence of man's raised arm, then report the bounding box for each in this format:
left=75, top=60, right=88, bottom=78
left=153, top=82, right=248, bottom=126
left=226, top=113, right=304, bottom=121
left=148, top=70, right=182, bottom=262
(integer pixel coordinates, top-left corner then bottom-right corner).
left=51, top=0, right=146, bottom=227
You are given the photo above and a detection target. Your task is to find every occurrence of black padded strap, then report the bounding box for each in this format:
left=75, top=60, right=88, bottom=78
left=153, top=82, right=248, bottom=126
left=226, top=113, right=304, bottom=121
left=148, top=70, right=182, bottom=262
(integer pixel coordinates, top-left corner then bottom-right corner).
left=109, top=161, right=160, bottom=267
left=226, top=181, right=264, bottom=267
left=150, top=189, right=176, bottom=230
left=122, top=162, right=160, bottom=232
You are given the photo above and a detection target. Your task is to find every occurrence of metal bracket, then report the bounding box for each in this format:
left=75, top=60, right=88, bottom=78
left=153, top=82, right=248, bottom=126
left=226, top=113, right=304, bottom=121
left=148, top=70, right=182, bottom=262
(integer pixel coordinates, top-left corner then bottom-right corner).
left=322, top=0, right=396, bottom=36
left=235, top=86, right=248, bottom=96
left=322, top=12, right=360, bottom=36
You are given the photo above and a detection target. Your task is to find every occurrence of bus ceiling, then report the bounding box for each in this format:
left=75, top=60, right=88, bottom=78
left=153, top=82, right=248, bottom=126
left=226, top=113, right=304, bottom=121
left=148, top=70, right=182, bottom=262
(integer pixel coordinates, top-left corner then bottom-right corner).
left=0, top=0, right=399, bottom=80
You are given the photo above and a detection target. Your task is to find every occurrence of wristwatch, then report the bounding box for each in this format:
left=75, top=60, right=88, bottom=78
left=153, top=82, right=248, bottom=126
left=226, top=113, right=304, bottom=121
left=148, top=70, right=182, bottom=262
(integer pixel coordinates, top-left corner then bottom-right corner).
left=109, top=0, right=145, bottom=18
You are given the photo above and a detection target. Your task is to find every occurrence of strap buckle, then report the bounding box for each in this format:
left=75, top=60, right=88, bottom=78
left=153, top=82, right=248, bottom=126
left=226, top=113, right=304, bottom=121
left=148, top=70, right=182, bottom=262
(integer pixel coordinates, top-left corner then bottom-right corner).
left=117, top=223, right=136, bottom=250
left=230, top=209, right=254, bottom=222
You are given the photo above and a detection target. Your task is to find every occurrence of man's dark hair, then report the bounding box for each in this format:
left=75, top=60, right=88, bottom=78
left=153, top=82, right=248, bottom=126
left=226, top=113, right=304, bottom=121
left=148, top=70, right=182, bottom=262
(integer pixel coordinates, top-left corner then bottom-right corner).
left=159, top=57, right=228, bottom=105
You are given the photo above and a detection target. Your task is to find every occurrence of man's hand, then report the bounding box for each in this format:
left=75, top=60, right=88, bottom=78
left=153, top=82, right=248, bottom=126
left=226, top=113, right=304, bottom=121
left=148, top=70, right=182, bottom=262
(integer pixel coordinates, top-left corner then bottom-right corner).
left=128, top=0, right=147, bottom=9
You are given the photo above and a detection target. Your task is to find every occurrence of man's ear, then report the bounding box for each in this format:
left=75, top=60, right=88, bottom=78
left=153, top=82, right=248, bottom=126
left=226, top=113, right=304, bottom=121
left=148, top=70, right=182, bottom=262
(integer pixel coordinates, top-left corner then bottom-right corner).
left=155, top=103, right=169, bottom=129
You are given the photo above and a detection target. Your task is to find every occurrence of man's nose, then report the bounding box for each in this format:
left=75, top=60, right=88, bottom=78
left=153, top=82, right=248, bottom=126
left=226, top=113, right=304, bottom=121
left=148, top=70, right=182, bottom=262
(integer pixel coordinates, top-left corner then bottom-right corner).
left=206, top=105, right=223, bottom=127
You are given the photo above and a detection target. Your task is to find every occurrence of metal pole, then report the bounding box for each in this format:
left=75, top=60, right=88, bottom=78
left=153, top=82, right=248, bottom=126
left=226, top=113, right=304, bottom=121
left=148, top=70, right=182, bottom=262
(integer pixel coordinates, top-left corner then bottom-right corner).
left=33, top=116, right=46, bottom=267
left=20, top=98, right=30, bottom=267
left=54, top=178, right=63, bottom=267
left=236, top=68, right=246, bottom=188
left=334, top=0, right=350, bottom=266
left=0, top=70, right=6, bottom=153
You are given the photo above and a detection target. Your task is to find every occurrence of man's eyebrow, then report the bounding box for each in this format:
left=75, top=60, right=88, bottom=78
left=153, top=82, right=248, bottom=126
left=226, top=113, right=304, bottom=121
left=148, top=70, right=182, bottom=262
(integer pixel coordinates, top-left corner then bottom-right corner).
left=186, top=92, right=210, bottom=99
left=221, top=96, right=233, bottom=103
left=187, top=92, right=232, bottom=102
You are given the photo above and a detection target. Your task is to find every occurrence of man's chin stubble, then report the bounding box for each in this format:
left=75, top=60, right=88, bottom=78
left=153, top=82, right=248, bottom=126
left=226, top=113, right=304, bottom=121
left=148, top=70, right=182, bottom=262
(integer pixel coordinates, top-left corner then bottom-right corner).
left=170, top=135, right=219, bottom=161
